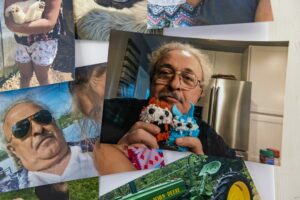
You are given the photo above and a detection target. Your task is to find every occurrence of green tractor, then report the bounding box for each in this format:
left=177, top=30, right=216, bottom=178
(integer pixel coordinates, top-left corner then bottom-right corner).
left=113, top=155, right=253, bottom=200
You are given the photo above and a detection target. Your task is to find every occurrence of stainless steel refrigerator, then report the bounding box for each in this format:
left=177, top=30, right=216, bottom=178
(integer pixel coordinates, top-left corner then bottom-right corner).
left=199, top=78, right=252, bottom=159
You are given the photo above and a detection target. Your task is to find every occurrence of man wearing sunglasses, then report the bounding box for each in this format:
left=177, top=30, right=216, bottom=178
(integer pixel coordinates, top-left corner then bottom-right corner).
left=101, top=42, right=235, bottom=158
left=2, top=101, right=98, bottom=187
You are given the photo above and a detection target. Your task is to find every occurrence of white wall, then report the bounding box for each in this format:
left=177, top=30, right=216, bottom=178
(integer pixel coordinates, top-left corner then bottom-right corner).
left=164, top=1, right=300, bottom=199
left=268, top=0, right=300, bottom=199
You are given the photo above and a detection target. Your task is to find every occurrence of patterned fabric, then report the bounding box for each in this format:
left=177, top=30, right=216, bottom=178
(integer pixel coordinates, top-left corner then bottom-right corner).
left=15, top=39, right=58, bottom=66
left=147, top=1, right=199, bottom=28
left=127, top=146, right=165, bottom=170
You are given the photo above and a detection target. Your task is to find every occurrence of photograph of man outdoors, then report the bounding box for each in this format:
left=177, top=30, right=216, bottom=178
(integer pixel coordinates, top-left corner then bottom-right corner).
left=0, top=64, right=107, bottom=192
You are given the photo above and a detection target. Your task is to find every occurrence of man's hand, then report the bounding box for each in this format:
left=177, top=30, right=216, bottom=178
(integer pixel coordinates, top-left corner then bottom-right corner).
left=118, top=121, right=160, bottom=149
left=176, top=137, right=204, bottom=155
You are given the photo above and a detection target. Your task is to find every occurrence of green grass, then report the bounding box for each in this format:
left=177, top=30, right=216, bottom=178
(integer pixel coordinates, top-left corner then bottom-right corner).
left=0, top=177, right=99, bottom=200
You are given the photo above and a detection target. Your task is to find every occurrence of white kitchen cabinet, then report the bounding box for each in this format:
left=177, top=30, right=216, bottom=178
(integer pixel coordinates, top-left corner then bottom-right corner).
left=243, top=46, right=288, bottom=116
left=248, top=113, right=283, bottom=163
left=202, top=50, right=243, bottom=80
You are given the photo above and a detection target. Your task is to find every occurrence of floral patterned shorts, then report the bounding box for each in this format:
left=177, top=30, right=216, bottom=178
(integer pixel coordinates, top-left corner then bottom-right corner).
left=15, top=39, right=58, bottom=66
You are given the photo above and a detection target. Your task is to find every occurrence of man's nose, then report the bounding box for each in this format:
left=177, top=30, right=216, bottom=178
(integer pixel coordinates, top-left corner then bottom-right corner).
left=30, top=120, right=44, bottom=136
left=168, top=74, right=182, bottom=90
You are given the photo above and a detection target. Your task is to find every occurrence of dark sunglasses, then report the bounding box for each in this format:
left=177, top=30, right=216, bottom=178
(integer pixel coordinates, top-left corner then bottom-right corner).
left=11, top=110, right=53, bottom=140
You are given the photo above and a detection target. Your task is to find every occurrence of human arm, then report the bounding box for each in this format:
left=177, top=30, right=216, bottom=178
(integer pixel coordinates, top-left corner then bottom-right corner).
left=93, top=143, right=136, bottom=175
left=4, top=0, right=62, bottom=35
left=255, top=0, right=273, bottom=21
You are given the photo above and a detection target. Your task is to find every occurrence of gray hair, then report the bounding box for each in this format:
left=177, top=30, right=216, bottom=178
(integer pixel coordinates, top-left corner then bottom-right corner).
left=148, top=42, right=213, bottom=88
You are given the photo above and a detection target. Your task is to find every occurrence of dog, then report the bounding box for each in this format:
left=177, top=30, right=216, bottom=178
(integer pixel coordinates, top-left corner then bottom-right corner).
left=5, top=0, right=46, bottom=36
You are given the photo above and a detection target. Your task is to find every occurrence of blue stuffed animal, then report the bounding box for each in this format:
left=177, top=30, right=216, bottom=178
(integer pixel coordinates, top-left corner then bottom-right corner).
left=167, top=103, right=200, bottom=152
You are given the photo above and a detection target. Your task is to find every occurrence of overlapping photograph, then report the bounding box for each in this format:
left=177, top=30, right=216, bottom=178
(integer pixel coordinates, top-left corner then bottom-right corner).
left=0, top=0, right=75, bottom=92
left=97, top=30, right=288, bottom=176
left=0, top=177, right=99, bottom=200
left=73, top=0, right=161, bottom=41
left=100, top=154, right=260, bottom=200
left=0, top=63, right=106, bottom=192
left=147, top=0, right=274, bottom=29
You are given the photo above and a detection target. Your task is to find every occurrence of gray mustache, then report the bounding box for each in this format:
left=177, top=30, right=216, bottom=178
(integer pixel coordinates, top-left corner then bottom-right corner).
left=158, top=92, right=184, bottom=103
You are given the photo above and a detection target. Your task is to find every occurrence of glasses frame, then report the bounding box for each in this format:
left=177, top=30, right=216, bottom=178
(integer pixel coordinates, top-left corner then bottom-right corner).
left=153, top=65, right=203, bottom=90
left=8, top=110, right=53, bottom=143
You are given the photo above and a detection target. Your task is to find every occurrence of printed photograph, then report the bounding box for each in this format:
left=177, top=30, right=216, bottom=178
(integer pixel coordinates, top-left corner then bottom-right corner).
left=97, top=30, right=288, bottom=176
left=100, top=154, right=260, bottom=200
left=147, top=0, right=274, bottom=29
left=0, top=63, right=106, bottom=192
left=0, top=177, right=99, bottom=200
left=0, top=0, right=75, bottom=92
left=73, top=0, right=162, bottom=41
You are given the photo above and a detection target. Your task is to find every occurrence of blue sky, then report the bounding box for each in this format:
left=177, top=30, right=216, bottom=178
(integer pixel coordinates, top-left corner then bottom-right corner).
left=0, top=82, right=72, bottom=119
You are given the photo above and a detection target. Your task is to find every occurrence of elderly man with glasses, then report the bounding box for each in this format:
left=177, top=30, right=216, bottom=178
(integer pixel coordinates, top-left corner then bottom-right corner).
left=100, top=42, right=235, bottom=159
left=1, top=101, right=98, bottom=189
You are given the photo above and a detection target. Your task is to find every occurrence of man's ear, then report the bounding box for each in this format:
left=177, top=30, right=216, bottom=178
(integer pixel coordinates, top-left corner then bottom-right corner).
left=6, top=144, right=16, bottom=156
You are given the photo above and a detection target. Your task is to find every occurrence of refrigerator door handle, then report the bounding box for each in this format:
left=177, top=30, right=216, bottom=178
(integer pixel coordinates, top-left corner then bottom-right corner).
left=212, top=87, right=220, bottom=128
left=208, top=86, right=215, bottom=126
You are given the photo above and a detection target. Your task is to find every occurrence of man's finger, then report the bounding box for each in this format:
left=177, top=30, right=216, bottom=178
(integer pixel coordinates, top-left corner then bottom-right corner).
left=131, top=121, right=161, bottom=135
left=120, top=129, right=159, bottom=149
left=175, top=137, right=204, bottom=155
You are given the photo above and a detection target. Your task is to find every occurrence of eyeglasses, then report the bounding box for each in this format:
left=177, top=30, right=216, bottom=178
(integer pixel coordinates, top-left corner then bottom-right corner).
left=153, top=66, right=203, bottom=90
left=9, top=110, right=53, bottom=142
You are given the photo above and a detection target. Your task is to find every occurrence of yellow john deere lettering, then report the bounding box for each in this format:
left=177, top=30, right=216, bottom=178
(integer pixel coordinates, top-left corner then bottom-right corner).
left=167, top=188, right=181, bottom=197
left=153, top=194, right=166, bottom=200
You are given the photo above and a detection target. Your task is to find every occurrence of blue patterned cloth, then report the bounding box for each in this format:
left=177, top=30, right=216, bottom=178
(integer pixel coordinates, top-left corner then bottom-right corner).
left=148, top=2, right=198, bottom=29
left=148, top=0, right=259, bottom=28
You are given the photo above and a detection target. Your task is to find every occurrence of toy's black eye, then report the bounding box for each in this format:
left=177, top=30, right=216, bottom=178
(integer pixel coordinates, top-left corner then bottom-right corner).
left=186, top=123, right=193, bottom=129
left=149, top=108, right=155, bottom=114
left=177, top=123, right=182, bottom=127
left=165, top=111, right=169, bottom=117
left=159, top=116, right=164, bottom=120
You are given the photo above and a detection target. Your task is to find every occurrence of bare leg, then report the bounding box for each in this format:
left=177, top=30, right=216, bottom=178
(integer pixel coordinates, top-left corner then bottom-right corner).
left=33, top=64, right=51, bottom=86
left=18, top=61, right=34, bottom=88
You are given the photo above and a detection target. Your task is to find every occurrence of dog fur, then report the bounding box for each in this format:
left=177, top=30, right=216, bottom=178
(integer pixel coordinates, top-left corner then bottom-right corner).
left=74, top=0, right=155, bottom=41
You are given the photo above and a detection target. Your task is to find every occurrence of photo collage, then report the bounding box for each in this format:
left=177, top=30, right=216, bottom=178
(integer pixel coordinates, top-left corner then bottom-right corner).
left=0, top=0, right=299, bottom=200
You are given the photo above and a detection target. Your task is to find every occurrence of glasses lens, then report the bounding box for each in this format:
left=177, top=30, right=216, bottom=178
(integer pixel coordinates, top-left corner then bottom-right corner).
left=34, top=110, right=53, bottom=124
left=155, top=68, right=173, bottom=82
left=181, top=71, right=197, bottom=88
left=12, top=119, right=30, bottom=139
